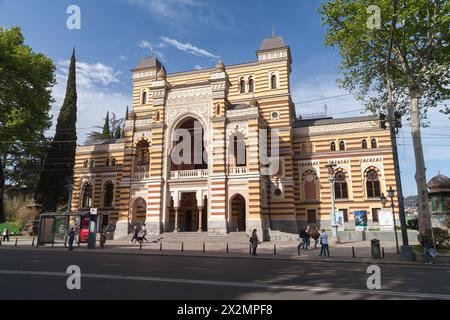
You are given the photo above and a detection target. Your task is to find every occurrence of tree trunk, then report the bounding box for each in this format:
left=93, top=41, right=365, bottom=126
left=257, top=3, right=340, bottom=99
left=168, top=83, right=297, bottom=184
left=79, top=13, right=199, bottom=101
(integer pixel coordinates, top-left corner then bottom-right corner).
left=0, top=156, right=6, bottom=223
left=410, top=91, right=431, bottom=235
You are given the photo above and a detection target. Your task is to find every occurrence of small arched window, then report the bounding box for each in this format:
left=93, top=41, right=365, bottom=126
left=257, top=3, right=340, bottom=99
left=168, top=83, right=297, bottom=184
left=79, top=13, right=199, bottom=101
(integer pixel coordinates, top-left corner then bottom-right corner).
left=334, top=171, right=349, bottom=199
left=142, top=91, right=147, bottom=105
left=240, top=79, right=246, bottom=94
left=362, top=139, right=368, bottom=149
left=330, top=142, right=336, bottom=152
left=371, top=138, right=378, bottom=149
left=89, top=159, right=95, bottom=168
left=111, top=158, right=116, bottom=167
left=248, top=78, right=254, bottom=93
left=105, top=158, right=110, bottom=167
left=271, top=74, right=277, bottom=89
left=366, top=169, right=381, bottom=198
left=156, top=110, right=160, bottom=122
left=81, top=183, right=93, bottom=209
left=103, top=181, right=115, bottom=208
left=83, top=160, right=89, bottom=168
left=339, top=141, right=346, bottom=151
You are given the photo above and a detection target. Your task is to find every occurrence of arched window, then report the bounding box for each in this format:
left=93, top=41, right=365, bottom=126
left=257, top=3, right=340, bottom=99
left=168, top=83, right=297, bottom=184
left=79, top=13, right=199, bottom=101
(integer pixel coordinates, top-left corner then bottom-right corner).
left=81, top=183, right=93, bottom=209
left=330, top=142, right=336, bottom=152
left=240, top=79, right=246, bottom=93
left=142, top=91, right=147, bottom=105
left=105, top=158, right=110, bottom=167
left=371, top=138, right=378, bottom=149
left=248, top=78, right=254, bottom=93
left=135, top=140, right=150, bottom=172
left=334, top=171, right=349, bottom=199
left=366, top=169, right=381, bottom=198
left=303, top=170, right=318, bottom=200
left=156, top=110, right=160, bottom=122
left=231, top=133, right=246, bottom=167
left=89, top=159, right=95, bottom=168
left=83, top=160, right=88, bottom=168
left=271, top=74, right=277, bottom=89
left=103, top=181, right=114, bottom=208
left=339, top=141, right=346, bottom=151
left=362, top=139, right=368, bottom=149
left=111, top=158, right=116, bottom=167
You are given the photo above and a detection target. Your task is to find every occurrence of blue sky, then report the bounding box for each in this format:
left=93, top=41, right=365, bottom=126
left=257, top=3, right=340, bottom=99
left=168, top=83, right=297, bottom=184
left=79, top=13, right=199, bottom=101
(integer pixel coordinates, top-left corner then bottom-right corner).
left=1, top=0, right=449, bottom=196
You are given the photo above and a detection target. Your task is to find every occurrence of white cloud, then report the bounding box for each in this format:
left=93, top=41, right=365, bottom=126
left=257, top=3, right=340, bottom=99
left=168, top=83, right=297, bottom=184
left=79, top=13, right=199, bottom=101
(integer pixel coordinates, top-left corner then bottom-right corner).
left=161, top=36, right=219, bottom=59
left=57, top=60, right=121, bottom=89
left=194, top=65, right=203, bottom=70
left=138, top=40, right=166, bottom=62
left=128, top=0, right=201, bottom=18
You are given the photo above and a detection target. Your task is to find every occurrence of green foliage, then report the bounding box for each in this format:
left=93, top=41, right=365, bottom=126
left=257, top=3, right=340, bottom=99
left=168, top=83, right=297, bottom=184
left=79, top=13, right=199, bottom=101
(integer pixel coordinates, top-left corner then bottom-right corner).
left=4, top=194, right=37, bottom=229
left=85, top=111, right=125, bottom=145
left=0, top=222, right=21, bottom=235
left=102, top=111, right=110, bottom=139
left=406, top=218, right=419, bottom=230
left=35, top=49, right=77, bottom=212
left=0, top=27, right=56, bottom=223
left=320, top=0, right=450, bottom=120
left=419, top=228, right=450, bottom=248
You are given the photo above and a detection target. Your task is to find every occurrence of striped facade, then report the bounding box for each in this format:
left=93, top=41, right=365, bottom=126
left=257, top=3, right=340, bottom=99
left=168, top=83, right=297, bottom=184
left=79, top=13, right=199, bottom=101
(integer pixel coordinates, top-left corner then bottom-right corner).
left=71, top=36, right=398, bottom=239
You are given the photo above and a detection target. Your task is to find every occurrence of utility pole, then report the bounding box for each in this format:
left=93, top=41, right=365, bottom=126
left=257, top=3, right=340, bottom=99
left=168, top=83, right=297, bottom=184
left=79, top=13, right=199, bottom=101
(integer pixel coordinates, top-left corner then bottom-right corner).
left=386, top=0, right=414, bottom=260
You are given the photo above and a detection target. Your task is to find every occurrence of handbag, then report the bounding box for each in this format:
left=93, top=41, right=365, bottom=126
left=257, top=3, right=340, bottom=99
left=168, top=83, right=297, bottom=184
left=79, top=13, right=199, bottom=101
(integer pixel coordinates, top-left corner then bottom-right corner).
left=428, top=248, right=438, bottom=258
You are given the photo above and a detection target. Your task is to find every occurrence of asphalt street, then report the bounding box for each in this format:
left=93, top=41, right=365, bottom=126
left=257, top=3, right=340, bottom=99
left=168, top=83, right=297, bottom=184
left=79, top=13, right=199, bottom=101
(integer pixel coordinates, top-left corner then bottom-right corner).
left=0, top=249, right=449, bottom=300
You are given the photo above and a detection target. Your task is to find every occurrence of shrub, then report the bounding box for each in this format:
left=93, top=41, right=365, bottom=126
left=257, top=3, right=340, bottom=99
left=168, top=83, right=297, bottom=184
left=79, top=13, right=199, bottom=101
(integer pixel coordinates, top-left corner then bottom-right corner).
left=420, top=228, right=450, bottom=249
left=4, top=195, right=39, bottom=230
left=406, top=218, right=419, bottom=230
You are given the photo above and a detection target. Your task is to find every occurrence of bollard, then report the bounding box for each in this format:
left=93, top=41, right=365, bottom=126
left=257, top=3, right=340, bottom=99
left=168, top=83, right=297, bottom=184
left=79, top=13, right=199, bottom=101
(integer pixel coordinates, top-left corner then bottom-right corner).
left=15, top=238, right=18, bottom=247
left=78, top=242, right=80, bottom=248
left=160, top=242, right=162, bottom=251
left=181, top=242, right=184, bottom=252
left=352, top=247, right=356, bottom=258
left=203, top=242, right=205, bottom=253
left=226, top=243, right=229, bottom=254
left=274, top=244, right=277, bottom=255
left=0, top=238, right=2, bottom=246
left=140, top=242, right=142, bottom=250
left=52, top=241, right=54, bottom=248
left=297, top=245, right=300, bottom=256
left=31, top=237, right=35, bottom=247
left=382, top=247, right=385, bottom=259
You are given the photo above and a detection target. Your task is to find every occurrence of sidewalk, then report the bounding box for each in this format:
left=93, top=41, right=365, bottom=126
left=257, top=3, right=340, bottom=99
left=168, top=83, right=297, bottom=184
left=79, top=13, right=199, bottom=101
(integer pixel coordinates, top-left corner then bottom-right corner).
left=2, top=236, right=448, bottom=266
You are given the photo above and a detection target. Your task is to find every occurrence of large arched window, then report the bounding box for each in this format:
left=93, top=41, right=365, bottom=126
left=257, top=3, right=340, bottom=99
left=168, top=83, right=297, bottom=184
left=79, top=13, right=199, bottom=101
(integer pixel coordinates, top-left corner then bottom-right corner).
left=330, top=142, right=336, bottom=152
left=339, top=141, right=346, bottom=151
left=239, top=79, right=246, bottom=94
left=366, top=169, right=381, bottom=198
left=271, top=74, right=277, bottom=89
left=334, top=171, right=349, bottom=199
left=248, top=78, right=254, bottom=93
left=371, top=138, right=378, bottom=149
left=135, top=140, right=150, bottom=172
left=362, top=139, right=368, bottom=149
left=230, top=133, right=246, bottom=167
left=81, top=183, right=93, bottom=209
left=142, top=91, right=147, bottom=105
left=303, top=169, right=318, bottom=201
left=103, top=181, right=114, bottom=208
left=111, top=158, right=116, bottom=167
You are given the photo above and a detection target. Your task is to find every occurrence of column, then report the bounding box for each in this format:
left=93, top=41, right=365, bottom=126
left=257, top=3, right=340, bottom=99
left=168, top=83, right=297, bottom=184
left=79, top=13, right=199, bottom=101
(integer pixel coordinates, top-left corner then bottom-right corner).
left=174, top=208, right=179, bottom=233
left=198, top=206, right=203, bottom=232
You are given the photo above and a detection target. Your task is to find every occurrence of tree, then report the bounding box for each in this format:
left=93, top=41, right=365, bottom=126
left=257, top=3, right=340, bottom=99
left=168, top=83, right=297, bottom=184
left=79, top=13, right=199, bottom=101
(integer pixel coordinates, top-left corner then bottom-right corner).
left=85, top=111, right=125, bottom=145
left=0, top=27, right=55, bottom=223
left=35, top=49, right=78, bottom=212
left=102, top=111, right=110, bottom=139
left=320, top=0, right=450, bottom=236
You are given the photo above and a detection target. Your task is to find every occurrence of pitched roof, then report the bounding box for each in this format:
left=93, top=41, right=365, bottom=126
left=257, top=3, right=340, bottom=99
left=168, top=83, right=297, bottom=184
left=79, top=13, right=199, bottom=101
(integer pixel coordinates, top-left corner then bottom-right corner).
left=293, top=115, right=379, bottom=128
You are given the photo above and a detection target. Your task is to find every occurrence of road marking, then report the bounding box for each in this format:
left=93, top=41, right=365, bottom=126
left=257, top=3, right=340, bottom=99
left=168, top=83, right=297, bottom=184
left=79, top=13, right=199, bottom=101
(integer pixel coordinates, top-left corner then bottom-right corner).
left=0, top=269, right=448, bottom=299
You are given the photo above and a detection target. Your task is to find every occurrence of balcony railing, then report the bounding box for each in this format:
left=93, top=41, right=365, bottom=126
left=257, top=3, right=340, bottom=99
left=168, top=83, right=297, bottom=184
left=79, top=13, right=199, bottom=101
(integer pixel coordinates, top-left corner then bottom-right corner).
left=170, top=169, right=209, bottom=180
left=133, top=172, right=150, bottom=180
left=228, top=167, right=248, bottom=175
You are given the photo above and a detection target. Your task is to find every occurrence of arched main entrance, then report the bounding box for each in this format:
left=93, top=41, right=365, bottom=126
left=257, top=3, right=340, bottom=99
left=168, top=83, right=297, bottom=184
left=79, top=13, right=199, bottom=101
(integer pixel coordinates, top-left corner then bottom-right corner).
left=130, top=197, right=146, bottom=233
left=230, top=194, right=246, bottom=232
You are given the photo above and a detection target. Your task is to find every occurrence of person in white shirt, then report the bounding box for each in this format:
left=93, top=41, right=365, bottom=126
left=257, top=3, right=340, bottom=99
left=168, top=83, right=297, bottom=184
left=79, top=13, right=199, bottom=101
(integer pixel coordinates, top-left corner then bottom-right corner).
left=319, top=229, right=331, bottom=257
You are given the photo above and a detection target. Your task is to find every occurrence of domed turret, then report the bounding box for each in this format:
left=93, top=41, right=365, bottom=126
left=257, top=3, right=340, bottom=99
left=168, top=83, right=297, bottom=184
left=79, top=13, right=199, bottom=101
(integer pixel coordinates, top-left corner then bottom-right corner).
left=156, top=67, right=166, bottom=80
left=260, top=35, right=286, bottom=51
left=428, top=173, right=450, bottom=192
left=215, top=59, right=226, bottom=72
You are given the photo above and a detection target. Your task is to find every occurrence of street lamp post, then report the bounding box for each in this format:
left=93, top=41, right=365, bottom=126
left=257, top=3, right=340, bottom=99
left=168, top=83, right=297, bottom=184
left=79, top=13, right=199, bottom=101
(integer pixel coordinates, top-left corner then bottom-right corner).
left=326, top=162, right=340, bottom=243
left=380, top=186, right=400, bottom=254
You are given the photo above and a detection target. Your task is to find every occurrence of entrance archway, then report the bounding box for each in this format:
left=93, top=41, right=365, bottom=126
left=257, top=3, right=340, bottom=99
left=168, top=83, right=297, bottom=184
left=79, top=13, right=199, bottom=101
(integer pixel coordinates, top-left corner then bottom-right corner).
left=130, top=197, right=146, bottom=233
left=230, top=194, right=246, bottom=232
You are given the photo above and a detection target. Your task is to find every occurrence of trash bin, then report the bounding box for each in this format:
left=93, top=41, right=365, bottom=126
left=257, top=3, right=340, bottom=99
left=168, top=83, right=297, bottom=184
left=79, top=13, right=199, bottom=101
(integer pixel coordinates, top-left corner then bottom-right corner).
left=371, top=239, right=381, bottom=259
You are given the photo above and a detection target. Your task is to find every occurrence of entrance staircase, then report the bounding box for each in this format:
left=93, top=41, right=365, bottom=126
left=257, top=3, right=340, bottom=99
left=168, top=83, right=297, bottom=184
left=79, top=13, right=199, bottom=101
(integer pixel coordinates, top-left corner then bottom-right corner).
left=154, top=232, right=250, bottom=244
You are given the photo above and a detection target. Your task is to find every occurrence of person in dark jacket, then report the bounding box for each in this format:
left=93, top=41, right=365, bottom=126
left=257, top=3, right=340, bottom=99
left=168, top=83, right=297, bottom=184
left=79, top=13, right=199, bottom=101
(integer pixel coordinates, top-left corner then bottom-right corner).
left=68, top=227, right=76, bottom=251
left=249, top=229, right=260, bottom=256
left=420, top=234, right=435, bottom=265
left=130, top=226, right=139, bottom=244
left=311, top=227, right=320, bottom=249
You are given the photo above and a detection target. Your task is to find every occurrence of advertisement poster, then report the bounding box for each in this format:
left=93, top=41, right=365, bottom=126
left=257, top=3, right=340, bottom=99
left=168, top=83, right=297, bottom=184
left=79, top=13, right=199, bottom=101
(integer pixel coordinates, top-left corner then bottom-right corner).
left=335, top=211, right=345, bottom=231
left=354, top=210, right=368, bottom=231
left=378, top=210, right=394, bottom=230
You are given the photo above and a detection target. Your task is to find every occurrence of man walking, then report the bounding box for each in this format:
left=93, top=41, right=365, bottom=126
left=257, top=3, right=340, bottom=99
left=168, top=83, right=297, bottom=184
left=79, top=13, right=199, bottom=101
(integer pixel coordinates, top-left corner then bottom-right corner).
left=2, top=227, right=9, bottom=242
left=319, top=229, right=331, bottom=258
left=68, top=227, right=75, bottom=251
left=141, top=223, right=148, bottom=243
left=249, top=229, right=260, bottom=256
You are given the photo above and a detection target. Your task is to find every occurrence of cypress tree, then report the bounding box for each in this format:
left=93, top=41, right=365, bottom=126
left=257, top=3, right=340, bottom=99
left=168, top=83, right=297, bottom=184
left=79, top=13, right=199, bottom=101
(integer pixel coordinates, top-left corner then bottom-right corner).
left=102, top=111, right=110, bottom=139
left=36, top=48, right=78, bottom=212
left=125, top=106, right=129, bottom=120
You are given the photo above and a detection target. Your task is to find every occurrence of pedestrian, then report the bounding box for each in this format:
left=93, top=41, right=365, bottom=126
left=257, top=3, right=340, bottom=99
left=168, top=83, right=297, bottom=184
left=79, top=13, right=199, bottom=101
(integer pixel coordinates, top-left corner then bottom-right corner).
left=130, top=225, right=139, bottom=244
left=249, top=229, right=260, bottom=256
left=311, top=227, right=320, bottom=249
left=68, top=227, right=75, bottom=251
left=100, top=229, right=107, bottom=249
left=305, top=226, right=311, bottom=250
left=2, top=227, right=9, bottom=242
left=319, top=229, right=331, bottom=257
left=141, top=223, right=148, bottom=243
left=420, top=233, right=436, bottom=265
left=299, top=226, right=308, bottom=250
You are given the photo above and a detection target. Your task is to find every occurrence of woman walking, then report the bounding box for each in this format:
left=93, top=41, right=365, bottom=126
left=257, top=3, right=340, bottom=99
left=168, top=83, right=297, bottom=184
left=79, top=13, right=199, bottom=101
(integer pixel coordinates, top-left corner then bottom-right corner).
left=249, top=229, right=260, bottom=256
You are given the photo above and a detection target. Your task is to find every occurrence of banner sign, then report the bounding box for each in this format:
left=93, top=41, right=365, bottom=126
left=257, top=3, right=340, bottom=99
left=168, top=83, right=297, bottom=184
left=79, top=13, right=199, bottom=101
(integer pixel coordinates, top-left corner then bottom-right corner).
left=354, top=210, right=368, bottom=231
left=378, top=210, right=394, bottom=230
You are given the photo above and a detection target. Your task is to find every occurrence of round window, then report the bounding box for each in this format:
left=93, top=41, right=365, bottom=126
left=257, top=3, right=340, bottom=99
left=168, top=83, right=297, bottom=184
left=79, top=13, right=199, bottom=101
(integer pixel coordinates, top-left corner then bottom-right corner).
left=274, top=188, right=282, bottom=196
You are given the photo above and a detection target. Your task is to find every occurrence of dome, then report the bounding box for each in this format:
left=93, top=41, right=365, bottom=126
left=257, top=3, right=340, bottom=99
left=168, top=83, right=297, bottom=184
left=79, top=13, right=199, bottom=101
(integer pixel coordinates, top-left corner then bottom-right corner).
left=135, top=56, right=162, bottom=70
left=260, top=36, right=286, bottom=51
left=428, top=173, right=450, bottom=192
left=215, top=59, right=226, bottom=72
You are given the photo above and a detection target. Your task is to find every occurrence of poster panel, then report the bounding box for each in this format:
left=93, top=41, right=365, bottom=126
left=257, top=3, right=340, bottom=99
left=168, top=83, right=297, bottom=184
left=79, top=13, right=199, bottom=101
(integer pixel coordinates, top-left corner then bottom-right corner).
left=354, top=210, right=368, bottom=231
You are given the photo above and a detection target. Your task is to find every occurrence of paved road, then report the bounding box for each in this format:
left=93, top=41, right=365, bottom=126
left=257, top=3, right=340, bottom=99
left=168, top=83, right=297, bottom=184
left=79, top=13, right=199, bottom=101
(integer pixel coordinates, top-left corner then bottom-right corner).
left=0, top=249, right=448, bottom=300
